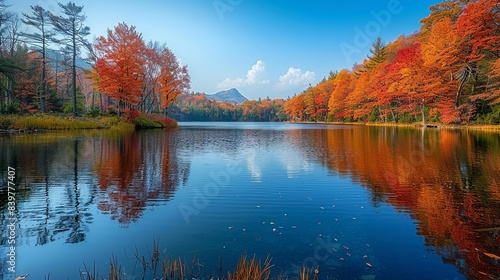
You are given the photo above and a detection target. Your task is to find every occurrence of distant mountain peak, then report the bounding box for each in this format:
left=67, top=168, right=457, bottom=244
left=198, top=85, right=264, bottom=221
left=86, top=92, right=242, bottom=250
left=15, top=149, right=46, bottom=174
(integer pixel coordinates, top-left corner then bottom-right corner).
left=204, top=88, right=248, bottom=104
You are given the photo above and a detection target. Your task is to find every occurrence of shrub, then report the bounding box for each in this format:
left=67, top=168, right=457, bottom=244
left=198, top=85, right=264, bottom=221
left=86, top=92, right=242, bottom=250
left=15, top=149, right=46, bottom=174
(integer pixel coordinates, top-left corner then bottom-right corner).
left=134, top=115, right=163, bottom=129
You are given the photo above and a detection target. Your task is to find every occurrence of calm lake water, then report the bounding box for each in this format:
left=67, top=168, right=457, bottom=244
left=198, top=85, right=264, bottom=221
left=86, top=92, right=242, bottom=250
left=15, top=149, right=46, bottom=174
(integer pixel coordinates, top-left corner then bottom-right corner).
left=1, top=122, right=500, bottom=279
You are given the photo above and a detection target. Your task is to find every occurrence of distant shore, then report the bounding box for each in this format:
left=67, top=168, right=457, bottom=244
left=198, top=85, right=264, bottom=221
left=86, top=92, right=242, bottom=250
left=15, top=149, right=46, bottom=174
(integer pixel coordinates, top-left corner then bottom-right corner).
left=1, top=114, right=499, bottom=133
left=292, top=121, right=500, bottom=131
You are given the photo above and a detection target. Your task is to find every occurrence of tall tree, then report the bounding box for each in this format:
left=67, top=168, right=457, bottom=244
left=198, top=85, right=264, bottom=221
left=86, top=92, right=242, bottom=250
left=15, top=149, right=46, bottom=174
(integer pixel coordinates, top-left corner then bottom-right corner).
left=419, top=0, right=472, bottom=39
left=93, top=23, right=146, bottom=116
left=153, top=45, right=190, bottom=115
left=22, top=5, right=54, bottom=112
left=0, top=0, right=13, bottom=50
left=328, top=69, right=353, bottom=120
left=456, top=0, right=500, bottom=60
left=49, top=2, right=90, bottom=117
left=421, top=18, right=462, bottom=123
left=360, top=37, right=387, bottom=73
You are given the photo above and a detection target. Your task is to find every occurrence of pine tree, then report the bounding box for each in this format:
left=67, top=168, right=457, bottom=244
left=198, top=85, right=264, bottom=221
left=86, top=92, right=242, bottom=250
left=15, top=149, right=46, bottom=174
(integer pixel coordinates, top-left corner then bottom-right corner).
left=22, top=5, right=55, bottom=112
left=49, top=2, right=90, bottom=117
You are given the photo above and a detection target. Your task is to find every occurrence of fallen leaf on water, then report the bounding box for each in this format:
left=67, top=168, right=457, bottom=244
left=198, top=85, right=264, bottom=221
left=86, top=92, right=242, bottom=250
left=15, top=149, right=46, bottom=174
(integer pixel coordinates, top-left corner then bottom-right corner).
left=366, top=263, right=373, bottom=267
left=483, top=252, right=500, bottom=260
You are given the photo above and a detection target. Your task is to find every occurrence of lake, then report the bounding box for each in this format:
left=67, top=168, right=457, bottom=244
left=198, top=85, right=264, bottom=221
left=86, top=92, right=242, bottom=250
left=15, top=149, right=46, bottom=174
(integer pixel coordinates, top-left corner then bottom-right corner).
left=1, top=122, right=499, bottom=279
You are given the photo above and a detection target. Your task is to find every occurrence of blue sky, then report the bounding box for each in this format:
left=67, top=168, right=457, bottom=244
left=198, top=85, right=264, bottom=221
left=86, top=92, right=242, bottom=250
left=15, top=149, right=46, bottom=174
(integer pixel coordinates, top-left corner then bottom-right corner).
left=10, top=0, right=438, bottom=100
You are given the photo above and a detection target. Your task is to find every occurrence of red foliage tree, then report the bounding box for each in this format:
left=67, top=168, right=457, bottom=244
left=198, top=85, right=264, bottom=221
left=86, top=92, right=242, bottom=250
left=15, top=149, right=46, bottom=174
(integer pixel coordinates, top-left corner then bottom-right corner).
left=94, top=23, right=147, bottom=116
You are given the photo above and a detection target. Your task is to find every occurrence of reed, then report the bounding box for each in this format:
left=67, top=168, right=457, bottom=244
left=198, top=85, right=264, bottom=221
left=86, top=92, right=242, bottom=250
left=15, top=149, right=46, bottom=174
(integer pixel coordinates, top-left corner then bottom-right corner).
left=226, top=255, right=273, bottom=280
left=41, top=252, right=329, bottom=280
left=51, top=239, right=328, bottom=280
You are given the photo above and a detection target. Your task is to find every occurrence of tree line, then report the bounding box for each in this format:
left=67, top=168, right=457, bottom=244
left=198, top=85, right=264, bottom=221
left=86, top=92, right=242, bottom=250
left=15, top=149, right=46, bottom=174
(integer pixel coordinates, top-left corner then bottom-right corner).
left=0, top=1, right=189, bottom=117
left=169, top=93, right=288, bottom=122
left=2, top=0, right=500, bottom=125
left=285, top=0, right=500, bottom=125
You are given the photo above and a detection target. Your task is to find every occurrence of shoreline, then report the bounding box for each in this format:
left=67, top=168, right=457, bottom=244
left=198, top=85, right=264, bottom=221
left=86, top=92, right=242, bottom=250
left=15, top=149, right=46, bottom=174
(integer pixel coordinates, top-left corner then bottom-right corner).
left=0, top=113, right=177, bottom=133
left=292, top=121, right=500, bottom=131
left=1, top=114, right=499, bottom=132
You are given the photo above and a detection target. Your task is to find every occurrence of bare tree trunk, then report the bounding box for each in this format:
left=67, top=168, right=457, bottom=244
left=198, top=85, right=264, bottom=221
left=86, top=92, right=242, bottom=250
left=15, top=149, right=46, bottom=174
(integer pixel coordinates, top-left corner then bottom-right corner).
left=455, top=77, right=466, bottom=107
left=71, top=18, right=77, bottom=117
left=421, top=103, right=425, bottom=127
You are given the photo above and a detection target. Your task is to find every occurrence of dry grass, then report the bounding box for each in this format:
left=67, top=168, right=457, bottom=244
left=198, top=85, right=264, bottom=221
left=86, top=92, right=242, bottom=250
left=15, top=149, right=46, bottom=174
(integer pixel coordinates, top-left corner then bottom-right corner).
left=226, top=255, right=273, bottom=280
left=0, top=113, right=176, bottom=131
left=45, top=239, right=329, bottom=280
left=0, top=114, right=120, bottom=131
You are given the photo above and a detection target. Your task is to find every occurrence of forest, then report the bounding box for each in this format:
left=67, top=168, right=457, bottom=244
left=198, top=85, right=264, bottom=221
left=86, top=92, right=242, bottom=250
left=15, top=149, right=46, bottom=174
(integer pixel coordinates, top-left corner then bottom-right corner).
left=1, top=0, right=499, bottom=126
left=168, top=93, right=288, bottom=122
left=285, top=0, right=500, bottom=125
left=0, top=1, right=189, bottom=121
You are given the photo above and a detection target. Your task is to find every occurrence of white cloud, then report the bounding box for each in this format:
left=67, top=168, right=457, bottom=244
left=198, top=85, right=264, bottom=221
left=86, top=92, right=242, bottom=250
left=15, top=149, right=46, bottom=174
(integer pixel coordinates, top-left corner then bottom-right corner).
left=276, top=67, right=316, bottom=90
left=217, top=60, right=270, bottom=89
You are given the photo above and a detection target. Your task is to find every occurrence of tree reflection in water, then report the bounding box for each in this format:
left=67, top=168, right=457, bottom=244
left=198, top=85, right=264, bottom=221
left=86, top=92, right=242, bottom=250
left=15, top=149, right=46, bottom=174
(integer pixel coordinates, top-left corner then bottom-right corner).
left=95, top=131, right=190, bottom=224
left=1, top=126, right=499, bottom=279
left=296, top=127, right=500, bottom=279
left=0, top=130, right=190, bottom=248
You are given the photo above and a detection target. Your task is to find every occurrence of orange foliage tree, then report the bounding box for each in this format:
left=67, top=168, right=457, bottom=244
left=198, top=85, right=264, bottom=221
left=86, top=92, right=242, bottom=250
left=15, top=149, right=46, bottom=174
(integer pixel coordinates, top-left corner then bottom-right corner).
left=328, top=69, right=353, bottom=121
left=92, top=23, right=190, bottom=117
left=94, top=23, right=147, bottom=116
left=155, top=46, right=190, bottom=114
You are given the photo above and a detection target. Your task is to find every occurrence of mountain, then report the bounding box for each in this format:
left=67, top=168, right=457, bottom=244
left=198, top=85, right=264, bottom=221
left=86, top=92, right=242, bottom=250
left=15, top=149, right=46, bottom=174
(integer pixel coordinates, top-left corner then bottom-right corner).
left=45, top=49, right=92, bottom=70
left=204, top=88, right=248, bottom=104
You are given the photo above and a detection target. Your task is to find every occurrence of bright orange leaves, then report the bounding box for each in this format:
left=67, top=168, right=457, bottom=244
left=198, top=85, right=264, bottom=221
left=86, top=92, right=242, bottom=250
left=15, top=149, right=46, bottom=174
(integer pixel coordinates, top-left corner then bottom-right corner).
left=92, top=23, right=190, bottom=115
left=285, top=0, right=500, bottom=125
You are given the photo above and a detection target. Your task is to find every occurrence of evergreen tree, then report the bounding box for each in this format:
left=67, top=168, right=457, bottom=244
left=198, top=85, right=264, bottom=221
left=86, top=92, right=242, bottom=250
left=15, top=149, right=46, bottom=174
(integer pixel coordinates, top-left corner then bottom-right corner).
left=22, top=5, right=55, bottom=112
left=49, top=2, right=90, bottom=117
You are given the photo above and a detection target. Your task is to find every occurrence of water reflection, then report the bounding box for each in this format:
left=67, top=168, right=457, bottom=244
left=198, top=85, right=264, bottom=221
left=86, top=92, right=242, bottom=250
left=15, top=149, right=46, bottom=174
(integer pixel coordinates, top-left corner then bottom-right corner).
left=302, top=126, right=500, bottom=279
left=0, top=130, right=190, bottom=249
left=1, top=125, right=499, bottom=279
left=95, top=131, right=190, bottom=224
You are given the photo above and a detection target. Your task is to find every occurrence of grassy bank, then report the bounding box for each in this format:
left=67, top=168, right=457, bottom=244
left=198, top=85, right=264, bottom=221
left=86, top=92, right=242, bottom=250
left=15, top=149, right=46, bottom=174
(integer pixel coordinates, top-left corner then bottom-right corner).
left=0, top=113, right=177, bottom=132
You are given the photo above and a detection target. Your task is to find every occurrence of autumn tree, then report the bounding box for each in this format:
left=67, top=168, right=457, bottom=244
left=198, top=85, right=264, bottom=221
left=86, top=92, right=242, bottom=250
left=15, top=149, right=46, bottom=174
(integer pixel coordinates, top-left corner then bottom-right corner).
left=328, top=69, right=353, bottom=121
left=487, top=58, right=500, bottom=106
left=284, top=94, right=305, bottom=121
left=420, top=18, right=462, bottom=123
left=50, top=2, right=90, bottom=117
left=94, top=23, right=146, bottom=116
left=419, top=0, right=472, bottom=39
left=153, top=44, right=190, bottom=115
left=12, top=49, right=44, bottom=113
left=347, top=72, right=370, bottom=120
left=456, top=0, right=500, bottom=61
